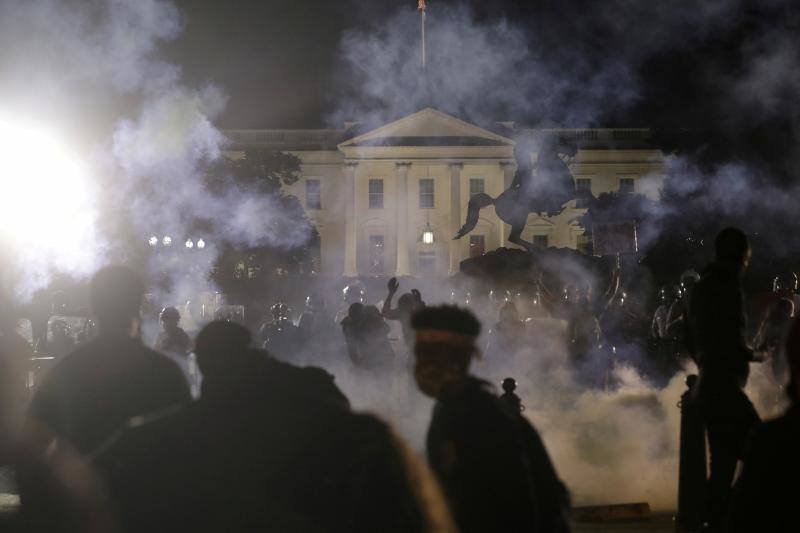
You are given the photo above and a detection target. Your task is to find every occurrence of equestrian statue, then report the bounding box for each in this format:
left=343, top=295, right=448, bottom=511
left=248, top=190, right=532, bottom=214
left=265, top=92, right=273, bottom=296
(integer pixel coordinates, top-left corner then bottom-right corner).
left=454, top=135, right=581, bottom=252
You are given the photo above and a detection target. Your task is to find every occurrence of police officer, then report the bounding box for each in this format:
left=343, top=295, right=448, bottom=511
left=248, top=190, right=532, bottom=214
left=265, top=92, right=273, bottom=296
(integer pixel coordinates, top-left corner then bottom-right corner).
left=258, top=302, right=300, bottom=363
left=155, top=307, right=191, bottom=357
left=486, top=301, right=525, bottom=361
left=666, top=269, right=701, bottom=360
left=335, top=283, right=366, bottom=324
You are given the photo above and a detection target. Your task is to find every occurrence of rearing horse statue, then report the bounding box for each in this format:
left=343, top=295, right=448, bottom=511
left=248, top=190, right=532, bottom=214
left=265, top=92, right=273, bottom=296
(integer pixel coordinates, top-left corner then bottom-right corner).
left=454, top=136, right=579, bottom=252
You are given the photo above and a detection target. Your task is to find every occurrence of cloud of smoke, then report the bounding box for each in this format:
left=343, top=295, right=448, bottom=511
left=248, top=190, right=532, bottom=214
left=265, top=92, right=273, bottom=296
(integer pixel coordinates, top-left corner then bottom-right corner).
left=329, top=3, right=638, bottom=129
left=0, top=0, right=314, bottom=303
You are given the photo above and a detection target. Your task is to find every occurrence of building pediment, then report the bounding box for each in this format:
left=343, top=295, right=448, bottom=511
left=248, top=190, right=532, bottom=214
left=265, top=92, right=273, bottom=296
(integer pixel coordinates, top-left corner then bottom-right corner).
left=339, top=108, right=514, bottom=150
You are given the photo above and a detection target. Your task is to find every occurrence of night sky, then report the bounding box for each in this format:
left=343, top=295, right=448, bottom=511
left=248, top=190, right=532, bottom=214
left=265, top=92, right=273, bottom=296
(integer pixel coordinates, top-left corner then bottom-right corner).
left=168, top=0, right=799, bottom=183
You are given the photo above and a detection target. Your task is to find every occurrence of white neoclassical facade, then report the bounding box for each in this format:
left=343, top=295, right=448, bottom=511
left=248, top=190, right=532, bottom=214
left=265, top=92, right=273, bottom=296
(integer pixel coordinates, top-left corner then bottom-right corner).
left=225, top=108, right=665, bottom=278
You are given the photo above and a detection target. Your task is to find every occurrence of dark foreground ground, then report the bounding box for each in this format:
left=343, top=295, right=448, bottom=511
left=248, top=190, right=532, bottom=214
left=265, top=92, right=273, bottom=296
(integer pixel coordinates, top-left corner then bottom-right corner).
left=574, top=513, right=675, bottom=532
left=1, top=493, right=676, bottom=533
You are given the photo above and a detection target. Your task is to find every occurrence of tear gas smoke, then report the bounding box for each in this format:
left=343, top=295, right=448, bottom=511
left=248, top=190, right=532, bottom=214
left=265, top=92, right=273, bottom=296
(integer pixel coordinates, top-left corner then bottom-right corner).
left=0, top=0, right=314, bottom=303
left=0, top=116, right=102, bottom=299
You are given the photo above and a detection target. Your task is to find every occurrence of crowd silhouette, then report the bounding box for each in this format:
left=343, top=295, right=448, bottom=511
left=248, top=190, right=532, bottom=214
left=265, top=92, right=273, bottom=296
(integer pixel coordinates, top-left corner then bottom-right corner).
left=0, top=227, right=798, bottom=532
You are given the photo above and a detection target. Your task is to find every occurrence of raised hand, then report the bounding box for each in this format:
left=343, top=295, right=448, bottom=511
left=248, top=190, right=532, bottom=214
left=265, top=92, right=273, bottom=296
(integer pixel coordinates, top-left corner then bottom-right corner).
left=387, top=277, right=399, bottom=293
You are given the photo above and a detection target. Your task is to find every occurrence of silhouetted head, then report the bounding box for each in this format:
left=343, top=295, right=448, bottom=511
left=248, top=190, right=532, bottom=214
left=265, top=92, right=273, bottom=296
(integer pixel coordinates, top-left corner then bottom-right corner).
left=347, top=302, right=364, bottom=322
left=397, top=292, right=415, bottom=312
left=786, top=316, right=800, bottom=403
left=90, top=265, right=144, bottom=335
left=195, top=320, right=253, bottom=380
left=714, top=227, right=751, bottom=269
left=411, top=305, right=481, bottom=398
left=159, top=306, right=180, bottom=329
left=773, top=272, right=798, bottom=296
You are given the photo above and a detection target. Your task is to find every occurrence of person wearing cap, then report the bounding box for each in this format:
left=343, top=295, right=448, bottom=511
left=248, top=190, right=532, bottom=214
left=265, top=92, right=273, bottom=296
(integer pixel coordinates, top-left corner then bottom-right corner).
left=730, top=315, right=800, bottom=533
left=689, top=228, right=763, bottom=531
left=411, top=305, right=570, bottom=533
left=155, top=306, right=191, bottom=357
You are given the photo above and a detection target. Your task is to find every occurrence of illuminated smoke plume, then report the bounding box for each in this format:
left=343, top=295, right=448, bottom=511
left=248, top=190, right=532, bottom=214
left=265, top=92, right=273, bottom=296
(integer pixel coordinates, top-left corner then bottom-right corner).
left=0, top=0, right=313, bottom=301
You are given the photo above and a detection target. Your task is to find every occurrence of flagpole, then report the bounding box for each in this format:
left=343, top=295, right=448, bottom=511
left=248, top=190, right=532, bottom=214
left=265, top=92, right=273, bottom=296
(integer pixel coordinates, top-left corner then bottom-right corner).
left=420, top=1, right=426, bottom=70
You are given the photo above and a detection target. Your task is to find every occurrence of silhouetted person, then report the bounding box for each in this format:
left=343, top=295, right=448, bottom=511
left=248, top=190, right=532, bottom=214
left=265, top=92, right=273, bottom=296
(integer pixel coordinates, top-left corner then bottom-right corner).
left=486, top=301, right=525, bottom=360
left=19, top=265, right=190, bottom=528
left=412, top=305, right=570, bottom=533
left=99, top=321, right=453, bottom=533
left=667, top=269, right=701, bottom=362
left=689, top=228, right=762, bottom=531
left=47, top=318, right=76, bottom=359
left=257, top=302, right=299, bottom=363
left=382, top=277, right=425, bottom=350
left=26, top=266, right=190, bottom=452
left=154, top=306, right=191, bottom=357
left=298, top=294, right=342, bottom=365
left=342, top=303, right=395, bottom=370
left=729, top=315, right=800, bottom=533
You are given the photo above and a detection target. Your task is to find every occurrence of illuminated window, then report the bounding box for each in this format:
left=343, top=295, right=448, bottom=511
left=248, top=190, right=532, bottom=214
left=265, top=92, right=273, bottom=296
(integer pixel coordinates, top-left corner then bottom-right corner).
left=419, top=178, right=435, bottom=209
left=619, top=177, right=635, bottom=194
left=369, top=179, right=384, bottom=209
left=469, top=178, right=485, bottom=198
left=305, top=179, right=321, bottom=209
left=418, top=251, right=436, bottom=275
left=469, top=235, right=485, bottom=258
left=368, top=235, right=384, bottom=274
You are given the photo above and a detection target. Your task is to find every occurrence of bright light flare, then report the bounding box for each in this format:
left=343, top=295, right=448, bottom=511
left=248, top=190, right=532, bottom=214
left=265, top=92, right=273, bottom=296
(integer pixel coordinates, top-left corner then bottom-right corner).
left=0, top=116, right=99, bottom=295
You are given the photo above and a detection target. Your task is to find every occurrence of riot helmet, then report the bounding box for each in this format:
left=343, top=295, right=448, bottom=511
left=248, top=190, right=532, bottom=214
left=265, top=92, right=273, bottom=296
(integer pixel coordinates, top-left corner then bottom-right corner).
left=773, top=272, right=798, bottom=294
left=305, top=294, right=326, bottom=312
left=160, top=306, right=181, bottom=327
left=342, top=284, right=365, bottom=305
left=271, top=302, right=291, bottom=322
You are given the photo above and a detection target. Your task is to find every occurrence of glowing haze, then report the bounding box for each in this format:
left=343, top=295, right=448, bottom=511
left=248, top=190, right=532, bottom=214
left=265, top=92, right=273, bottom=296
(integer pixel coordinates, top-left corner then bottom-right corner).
left=0, top=117, right=101, bottom=298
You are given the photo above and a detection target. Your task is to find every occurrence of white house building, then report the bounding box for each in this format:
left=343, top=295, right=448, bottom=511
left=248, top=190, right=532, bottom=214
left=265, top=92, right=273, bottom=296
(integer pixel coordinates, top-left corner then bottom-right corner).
left=225, top=108, right=665, bottom=278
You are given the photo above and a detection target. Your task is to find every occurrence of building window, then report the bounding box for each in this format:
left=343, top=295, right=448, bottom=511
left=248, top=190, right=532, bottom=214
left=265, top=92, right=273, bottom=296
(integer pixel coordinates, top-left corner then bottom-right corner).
left=533, top=235, right=549, bottom=249
left=575, top=178, right=592, bottom=207
left=368, top=235, right=384, bottom=274
left=469, top=235, right=486, bottom=258
left=619, top=177, right=635, bottom=194
left=419, top=178, right=435, bottom=209
left=469, top=178, right=485, bottom=198
left=418, top=251, right=436, bottom=275
left=575, top=178, right=591, bottom=193
left=305, top=179, right=321, bottom=209
left=369, top=179, right=384, bottom=209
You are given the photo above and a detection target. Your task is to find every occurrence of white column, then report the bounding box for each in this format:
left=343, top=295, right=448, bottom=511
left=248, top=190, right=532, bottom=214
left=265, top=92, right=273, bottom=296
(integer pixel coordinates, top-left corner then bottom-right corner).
left=499, top=162, right=515, bottom=248
left=449, top=162, right=463, bottom=274
left=343, top=162, right=358, bottom=277
left=395, top=162, right=411, bottom=276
